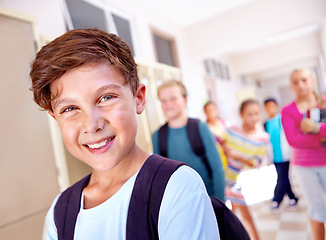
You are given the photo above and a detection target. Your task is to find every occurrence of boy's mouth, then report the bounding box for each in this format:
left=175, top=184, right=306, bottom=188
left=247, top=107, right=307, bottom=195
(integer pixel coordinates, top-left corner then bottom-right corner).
left=85, top=136, right=115, bottom=149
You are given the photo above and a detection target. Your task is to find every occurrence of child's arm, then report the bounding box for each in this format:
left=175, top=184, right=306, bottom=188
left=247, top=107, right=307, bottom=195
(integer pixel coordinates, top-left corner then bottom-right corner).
left=281, top=107, right=326, bottom=148
left=158, top=166, right=220, bottom=239
left=222, top=145, right=255, bottom=167
left=42, top=196, right=60, bottom=240
left=198, top=122, right=225, bottom=201
left=152, top=131, right=160, bottom=154
left=265, top=141, right=274, bottom=165
left=300, top=118, right=326, bottom=142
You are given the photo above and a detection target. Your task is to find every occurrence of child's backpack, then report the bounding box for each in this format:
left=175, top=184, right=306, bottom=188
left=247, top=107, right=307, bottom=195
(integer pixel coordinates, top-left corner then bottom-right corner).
left=158, top=118, right=213, bottom=179
left=54, top=154, right=249, bottom=240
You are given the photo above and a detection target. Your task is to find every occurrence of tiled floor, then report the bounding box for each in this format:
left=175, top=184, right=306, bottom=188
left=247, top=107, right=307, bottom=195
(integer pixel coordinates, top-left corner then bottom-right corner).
left=249, top=195, right=312, bottom=240
left=234, top=165, right=315, bottom=240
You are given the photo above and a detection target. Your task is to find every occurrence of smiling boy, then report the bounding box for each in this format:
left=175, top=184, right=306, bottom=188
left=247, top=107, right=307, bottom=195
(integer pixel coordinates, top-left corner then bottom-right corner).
left=30, top=28, right=219, bottom=240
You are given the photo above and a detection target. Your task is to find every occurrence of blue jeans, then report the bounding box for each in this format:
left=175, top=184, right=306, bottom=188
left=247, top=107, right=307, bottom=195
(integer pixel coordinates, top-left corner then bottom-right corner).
left=272, top=161, right=297, bottom=203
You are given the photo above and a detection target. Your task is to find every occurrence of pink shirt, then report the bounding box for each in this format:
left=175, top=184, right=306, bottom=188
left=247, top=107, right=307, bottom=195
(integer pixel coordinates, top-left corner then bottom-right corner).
left=281, top=97, right=326, bottom=167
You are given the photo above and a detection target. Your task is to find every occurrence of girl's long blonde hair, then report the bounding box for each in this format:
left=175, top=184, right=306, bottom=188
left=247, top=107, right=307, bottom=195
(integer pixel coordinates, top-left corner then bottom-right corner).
left=290, top=68, right=325, bottom=109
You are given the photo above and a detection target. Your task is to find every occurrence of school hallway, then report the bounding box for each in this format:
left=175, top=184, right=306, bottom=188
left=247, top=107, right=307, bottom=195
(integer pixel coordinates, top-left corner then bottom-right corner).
left=237, top=165, right=315, bottom=240
left=1, top=1, right=326, bottom=239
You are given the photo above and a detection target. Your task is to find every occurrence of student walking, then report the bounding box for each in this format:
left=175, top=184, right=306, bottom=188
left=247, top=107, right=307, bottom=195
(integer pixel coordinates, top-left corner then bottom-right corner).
left=263, top=98, right=298, bottom=211
left=204, top=101, right=228, bottom=170
left=152, top=80, right=225, bottom=201
left=281, top=68, right=326, bottom=240
left=221, top=99, right=272, bottom=240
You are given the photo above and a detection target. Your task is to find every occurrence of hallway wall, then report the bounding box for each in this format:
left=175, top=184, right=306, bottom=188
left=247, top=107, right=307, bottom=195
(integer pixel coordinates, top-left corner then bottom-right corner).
left=0, top=9, right=60, bottom=239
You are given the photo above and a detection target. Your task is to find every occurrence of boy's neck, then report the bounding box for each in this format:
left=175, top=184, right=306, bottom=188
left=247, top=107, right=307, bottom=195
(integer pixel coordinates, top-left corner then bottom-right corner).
left=91, top=145, right=148, bottom=183
left=208, top=118, right=221, bottom=126
left=167, top=111, right=189, bottom=128
left=242, top=124, right=256, bottom=135
left=83, top=145, right=149, bottom=209
left=268, top=112, right=278, bottom=119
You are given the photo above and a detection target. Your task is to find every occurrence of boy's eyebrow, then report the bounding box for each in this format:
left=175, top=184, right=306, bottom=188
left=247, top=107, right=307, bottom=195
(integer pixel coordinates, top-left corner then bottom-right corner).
left=52, top=84, right=122, bottom=110
left=52, top=98, right=75, bottom=111
left=96, top=84, right=122, bottom=95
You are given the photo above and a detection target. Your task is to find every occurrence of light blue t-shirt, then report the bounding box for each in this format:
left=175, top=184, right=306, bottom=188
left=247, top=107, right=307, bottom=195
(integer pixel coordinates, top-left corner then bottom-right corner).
left=152, top=121, right=225, bottom=201
left=42, top=166, right=220, bottom=240
left=265, top=114, right=291, bottom=163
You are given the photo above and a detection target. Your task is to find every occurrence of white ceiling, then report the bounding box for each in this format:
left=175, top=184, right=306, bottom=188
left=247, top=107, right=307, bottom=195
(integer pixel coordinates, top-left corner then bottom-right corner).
left=137, top=0, right=257, bottom=27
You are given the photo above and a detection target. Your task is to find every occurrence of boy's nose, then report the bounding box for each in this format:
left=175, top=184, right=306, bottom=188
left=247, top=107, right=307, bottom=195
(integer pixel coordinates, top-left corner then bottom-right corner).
left=82, top=110, right=105, bottom=134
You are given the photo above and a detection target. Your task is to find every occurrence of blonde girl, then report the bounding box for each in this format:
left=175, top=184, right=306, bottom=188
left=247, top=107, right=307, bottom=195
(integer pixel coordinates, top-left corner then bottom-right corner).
left=282, top=68, right=326, bottom=240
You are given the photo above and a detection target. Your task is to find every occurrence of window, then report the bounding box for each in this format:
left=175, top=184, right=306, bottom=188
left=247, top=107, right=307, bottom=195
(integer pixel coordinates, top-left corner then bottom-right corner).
left=111, top=13, right=135, bottom=55
left=203, top=58, right=230, bottom=81
left=65, top=0, right=108, bottom=30
left=152, top=32, right=178, bottom=67
left=64, top=0, right=136, bottom=55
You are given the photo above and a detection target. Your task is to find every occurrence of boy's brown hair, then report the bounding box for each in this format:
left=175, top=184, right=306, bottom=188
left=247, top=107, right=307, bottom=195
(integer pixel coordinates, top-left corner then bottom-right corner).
left=240, top=99, right=259, bottom=114
left=30, top=28, right=139, bottom=112
left=157, top=80, right=187, bottom=99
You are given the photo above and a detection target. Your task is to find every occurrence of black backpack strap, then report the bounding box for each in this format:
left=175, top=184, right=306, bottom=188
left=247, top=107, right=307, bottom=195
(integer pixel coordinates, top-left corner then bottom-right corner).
left=158, top=119, right=213, bottom=179
left=210, top=197, right=250, bottom=240
left=54, top=174, right=91, bottom=240
left=158, top=123, right=169, bottom=157
left=186, top=118, right=213, bottom=180
left=126, top=154, right=185, bottom=240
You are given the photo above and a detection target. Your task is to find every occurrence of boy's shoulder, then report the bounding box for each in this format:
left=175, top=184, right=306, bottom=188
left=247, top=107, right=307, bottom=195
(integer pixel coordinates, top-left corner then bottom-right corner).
left=265, top=114, right=281, bottom=127
left=52, top=154, right=208, bottom=239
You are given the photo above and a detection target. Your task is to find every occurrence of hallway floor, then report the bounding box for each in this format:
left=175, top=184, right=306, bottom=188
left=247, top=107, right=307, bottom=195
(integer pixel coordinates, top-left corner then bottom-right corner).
left=249, top=194, right=312, bottom=239
left=235, top=165, right=315, bottom=240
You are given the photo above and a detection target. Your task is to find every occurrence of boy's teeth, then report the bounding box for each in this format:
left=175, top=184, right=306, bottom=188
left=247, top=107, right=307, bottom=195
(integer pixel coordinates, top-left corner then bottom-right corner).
left=88, top=140, right=108, bottom=149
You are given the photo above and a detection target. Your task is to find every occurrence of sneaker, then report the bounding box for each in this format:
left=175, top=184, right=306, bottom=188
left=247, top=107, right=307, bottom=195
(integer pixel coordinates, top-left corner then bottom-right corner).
left=271, top=201, right=281, bottom=213
left=288, top=198, right=299, bottom=209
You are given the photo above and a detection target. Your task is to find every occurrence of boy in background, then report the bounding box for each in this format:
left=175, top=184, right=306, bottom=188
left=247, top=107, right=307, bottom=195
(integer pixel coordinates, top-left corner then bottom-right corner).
left=264, top=98, right=298, bottom=211
left=30, top=28, right=219, bottom=239
left=152, top=80, right=225, bottom=201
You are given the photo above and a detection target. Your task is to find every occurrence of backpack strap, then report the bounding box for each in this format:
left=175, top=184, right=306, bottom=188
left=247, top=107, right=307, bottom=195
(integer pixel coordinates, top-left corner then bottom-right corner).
left=126, top=154, right=185, bottom=240
left=53, top=155, right=185, bottom=240
left=158, top=123, right=169, bottom=158
left=158, top=119, right=213, bottom=179
left=54, top=174, right=91, bottom=240
left=186, top=118, right=213, bottom=180
left=210, top=197, right=250, bottom=240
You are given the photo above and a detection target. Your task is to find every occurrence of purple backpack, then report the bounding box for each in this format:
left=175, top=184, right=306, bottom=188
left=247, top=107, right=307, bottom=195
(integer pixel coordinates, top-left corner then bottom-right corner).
left=54, top=154, right=249, bottom=240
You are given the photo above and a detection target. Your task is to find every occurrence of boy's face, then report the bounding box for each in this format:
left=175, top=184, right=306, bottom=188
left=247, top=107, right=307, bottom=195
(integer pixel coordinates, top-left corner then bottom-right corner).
left=204, top=103, right=219, bottom=122
left=264, top=101, right=278, bottom=118
left=158, top=85, right=187, bottom=121
left=241, top=103, right=261, bottom=129
left=49, top=62, right=145, bottom=172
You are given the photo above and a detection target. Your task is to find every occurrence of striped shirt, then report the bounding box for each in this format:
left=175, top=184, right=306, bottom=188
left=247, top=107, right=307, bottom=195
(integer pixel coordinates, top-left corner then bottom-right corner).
left=222, top=126, right=271, bottom=182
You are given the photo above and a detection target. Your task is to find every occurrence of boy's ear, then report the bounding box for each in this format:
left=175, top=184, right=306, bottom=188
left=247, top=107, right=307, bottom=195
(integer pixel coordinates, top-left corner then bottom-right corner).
left=48, top=110, right=56, bottom=120
left=135, top=84, right=146, bottom=114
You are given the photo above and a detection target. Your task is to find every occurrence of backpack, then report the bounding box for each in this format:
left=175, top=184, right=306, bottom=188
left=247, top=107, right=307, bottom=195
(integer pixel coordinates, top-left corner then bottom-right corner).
left=158, top=118, right=213, bottom=179
left=54, top=154, right=249, bottom=240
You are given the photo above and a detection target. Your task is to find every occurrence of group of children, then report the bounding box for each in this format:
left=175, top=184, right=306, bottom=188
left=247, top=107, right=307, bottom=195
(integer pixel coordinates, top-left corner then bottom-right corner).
left=29, top=28, right=325, bottom=240
left=203, top=69, right=326, bottom=240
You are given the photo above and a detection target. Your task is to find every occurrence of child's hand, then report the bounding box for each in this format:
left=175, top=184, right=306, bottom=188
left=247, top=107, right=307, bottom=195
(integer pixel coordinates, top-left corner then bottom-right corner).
left=245, top=159, right=255, bottom=167
left=301, top=118, right=320, bottom=133
left=249, top=156, right=262, bottom=168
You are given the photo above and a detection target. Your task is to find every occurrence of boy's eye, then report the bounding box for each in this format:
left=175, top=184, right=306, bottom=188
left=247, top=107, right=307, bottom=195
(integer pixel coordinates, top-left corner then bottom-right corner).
left=61, top=106, right=78, bottom=113
left=100, top=94, right=115, bottom=102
